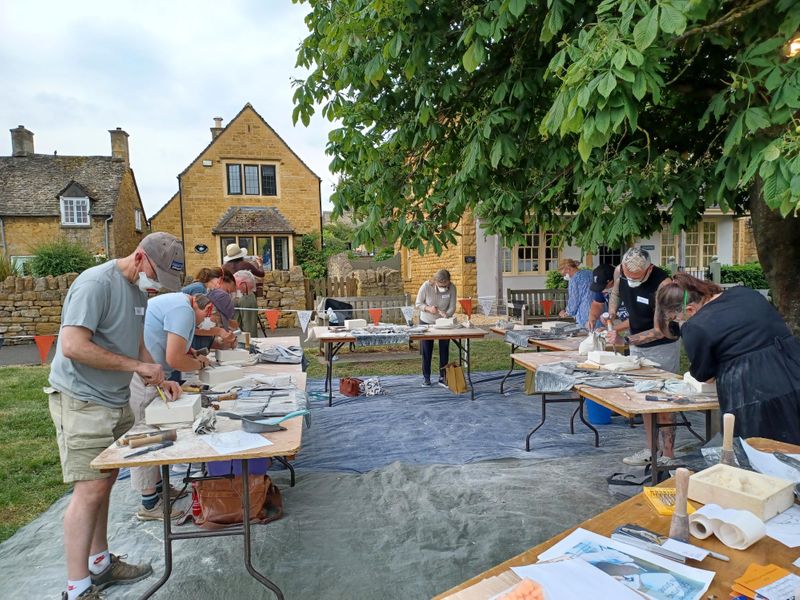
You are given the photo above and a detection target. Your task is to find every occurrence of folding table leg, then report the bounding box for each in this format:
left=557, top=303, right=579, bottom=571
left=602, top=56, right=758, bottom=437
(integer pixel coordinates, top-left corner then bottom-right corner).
left=500, top=344, right=517, bottom=394
left=139, top=465, right=174, bottom=599
left=242, top=460, right=284, bottom=600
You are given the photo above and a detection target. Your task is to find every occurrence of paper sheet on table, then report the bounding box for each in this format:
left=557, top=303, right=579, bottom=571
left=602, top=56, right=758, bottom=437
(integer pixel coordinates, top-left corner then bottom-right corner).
left=661, top=539, right=709, bottom=561
left=510, top=558, right=641, bottom=599
left=201, top=430, right=273, bottom=455
left=538, top=528, right=714, bottom=600
left=740, top=439, right=800, bottom=482
left=766, top=505, right=800, bottom=547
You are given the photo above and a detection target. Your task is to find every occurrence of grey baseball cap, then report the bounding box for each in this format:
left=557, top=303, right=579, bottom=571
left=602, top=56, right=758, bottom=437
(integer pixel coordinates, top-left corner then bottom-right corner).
left=140, top=232, right=184, bottom=291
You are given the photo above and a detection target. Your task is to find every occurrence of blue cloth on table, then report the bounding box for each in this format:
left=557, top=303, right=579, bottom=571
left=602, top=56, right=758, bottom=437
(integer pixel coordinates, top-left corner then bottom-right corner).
left=504, top=330, right=533, bottom=348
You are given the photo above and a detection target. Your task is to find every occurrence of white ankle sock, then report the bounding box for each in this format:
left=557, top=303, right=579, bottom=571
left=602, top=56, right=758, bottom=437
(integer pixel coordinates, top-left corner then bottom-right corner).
left=67, top=576, right=92, bottom=599
left=88, top=549, right=110, bottom=574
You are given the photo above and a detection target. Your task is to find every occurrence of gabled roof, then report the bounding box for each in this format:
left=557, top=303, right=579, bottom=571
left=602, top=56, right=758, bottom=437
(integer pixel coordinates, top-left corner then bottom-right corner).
left=212, top=206, right=295, bottom=234
left=178, top=103, right=321, bottom=181
left=0, top=154, right=127, bottom=216
left=149, top=191, right=179, bottom=223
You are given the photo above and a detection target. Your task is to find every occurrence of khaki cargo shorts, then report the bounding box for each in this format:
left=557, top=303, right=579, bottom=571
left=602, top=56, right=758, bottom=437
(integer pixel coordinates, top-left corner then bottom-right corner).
left=48, top=389, right=134, bottom=483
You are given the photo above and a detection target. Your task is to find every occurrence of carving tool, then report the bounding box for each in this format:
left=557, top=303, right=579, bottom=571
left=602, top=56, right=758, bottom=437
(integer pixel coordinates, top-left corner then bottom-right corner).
left=720, top=413, right=736, bottom=466
left=119, top=429, right=177, bottom=447
left=128, top=429, right=177, bottom=448
left=669, top=468, right=691, bottom=542
left=124, top=440, right=174, bottom=458
left=772, top=452, right=800, bottom=499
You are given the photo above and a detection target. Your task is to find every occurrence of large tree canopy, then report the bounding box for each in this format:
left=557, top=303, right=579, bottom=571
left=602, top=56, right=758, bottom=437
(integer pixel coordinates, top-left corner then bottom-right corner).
left=293, top=0, right=800, bottom=327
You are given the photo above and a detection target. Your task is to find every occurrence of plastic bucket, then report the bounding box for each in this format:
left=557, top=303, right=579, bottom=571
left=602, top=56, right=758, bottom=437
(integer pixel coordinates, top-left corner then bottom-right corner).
left=585, top=399, right=612, bottom=425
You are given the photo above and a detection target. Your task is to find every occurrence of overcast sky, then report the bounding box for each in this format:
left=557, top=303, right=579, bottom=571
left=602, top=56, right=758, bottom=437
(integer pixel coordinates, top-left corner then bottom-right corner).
left=0, top=0, right=335, bottom=217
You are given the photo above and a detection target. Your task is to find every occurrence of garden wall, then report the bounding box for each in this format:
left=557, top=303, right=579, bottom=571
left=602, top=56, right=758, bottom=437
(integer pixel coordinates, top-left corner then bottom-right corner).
left=0, top=266, right=309, bottom=345
left=0, top=274, right=76, bottom=345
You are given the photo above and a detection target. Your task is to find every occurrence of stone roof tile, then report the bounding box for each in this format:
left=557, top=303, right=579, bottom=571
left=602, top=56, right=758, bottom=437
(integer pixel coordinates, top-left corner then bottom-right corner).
left=212, top=206, right=295, bottom=234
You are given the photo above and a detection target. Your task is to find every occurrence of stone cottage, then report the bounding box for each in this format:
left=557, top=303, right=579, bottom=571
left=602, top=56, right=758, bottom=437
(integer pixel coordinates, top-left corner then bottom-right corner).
left=149, top=103, right=322, bottom=277
left=0, top=126, right=147, bottom=270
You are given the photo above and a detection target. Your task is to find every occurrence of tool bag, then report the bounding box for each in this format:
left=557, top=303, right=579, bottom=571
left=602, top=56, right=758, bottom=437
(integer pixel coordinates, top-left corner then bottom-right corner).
left=194, top=474, right=283, bottom=530
left=443, top=363, right=468, bottom=394
left=339, top=377, right=363, bottom=397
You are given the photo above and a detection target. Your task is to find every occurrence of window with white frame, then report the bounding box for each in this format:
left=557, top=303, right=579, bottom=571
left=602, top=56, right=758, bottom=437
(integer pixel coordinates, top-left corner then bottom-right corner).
left=60, top=196, right=90, bottom=226
left=661, top=220, right=718, bottom=268
left=502, top=227, right=560, bottom=275
left=134, top=208, right=143, bottom=232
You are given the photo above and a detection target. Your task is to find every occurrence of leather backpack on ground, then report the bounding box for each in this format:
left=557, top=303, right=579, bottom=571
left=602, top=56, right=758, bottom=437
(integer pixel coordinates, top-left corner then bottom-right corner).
left=339, top=377, right=363, bottom=397
left=194, top=474, right=283, bottom=530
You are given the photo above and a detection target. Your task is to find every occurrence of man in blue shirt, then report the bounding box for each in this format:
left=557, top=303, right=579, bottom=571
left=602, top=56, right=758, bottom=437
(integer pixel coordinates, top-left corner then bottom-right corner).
left=129, top=293, right=212, bottom=520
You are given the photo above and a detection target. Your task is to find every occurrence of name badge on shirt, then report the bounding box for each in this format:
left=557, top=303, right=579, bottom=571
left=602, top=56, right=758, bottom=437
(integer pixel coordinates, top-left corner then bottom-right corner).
left=441, top=294, right=450, bottom=299
left=636, top=296, right=649, bottom=305
left=135, top=306, right=145, bottom=316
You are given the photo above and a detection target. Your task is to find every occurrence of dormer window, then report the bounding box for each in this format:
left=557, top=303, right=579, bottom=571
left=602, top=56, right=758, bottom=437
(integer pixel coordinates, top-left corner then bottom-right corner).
left=60, top=196, right=90, bottom=226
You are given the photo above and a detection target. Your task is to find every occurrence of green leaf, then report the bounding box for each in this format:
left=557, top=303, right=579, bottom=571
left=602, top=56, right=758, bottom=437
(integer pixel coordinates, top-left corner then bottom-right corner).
left=475, top=19, right=493, bottom=38
left=779, top=196, right=796, bottom=218
left=509, top=0, right=527, bottom=18
left=763, top=144, right=781, bottom=162
left=578, top=135, right=592, bottom=162
left=389, top=33, right=403, bottom=58
left=615, top=67, right=635, bottom=83
left=577, top=86, right=591, bottom=109
left=462, top=41, right=485, bottom=73
left=632, top=71, right=647, bottom=100
left=791, top=175, right=800, bottom=197
left=612, top=49, right=627, bottom=70
left=744, top=107, right=770, bottom=132
left=722, top=114, right=743, bottom=155
left=492, top=82, right=509, bottom=104
left=626, top=47, right=644, bottom=66
left=659, top=4, right=687, bottom=35
left=490, top=138, right=504, bottom=168
left=598, top=72, right=617, bottom=98
left=595, top=109, right=610, bottom=133
left=633, top=6, right=659, bottom=51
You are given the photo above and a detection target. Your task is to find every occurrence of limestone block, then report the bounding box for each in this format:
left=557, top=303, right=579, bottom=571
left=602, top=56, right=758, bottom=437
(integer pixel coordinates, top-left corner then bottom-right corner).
left=214, top=349, right=251, bottom=364
left=34, top=278, right=46, bottom=291
left=199, top=365, right=242, bottom=386
left=289, top=266, right=304, bottom=282
left=23, top=277, right=34, bottom=291
left=15, top=278, right=23, bottom=293
left=66, top=273, right=78, bottom=285
left=145, top=394, right=201, bottom=426
left=47, top=276, right=57, bottom=290
left=684, top=372, right=716, bottom=394
left=22, top=291, right=36, bottom=300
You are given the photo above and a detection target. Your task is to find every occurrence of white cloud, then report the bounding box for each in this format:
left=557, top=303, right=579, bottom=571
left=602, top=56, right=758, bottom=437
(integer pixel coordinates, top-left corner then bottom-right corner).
left=0, top=0, right=336, bottom=217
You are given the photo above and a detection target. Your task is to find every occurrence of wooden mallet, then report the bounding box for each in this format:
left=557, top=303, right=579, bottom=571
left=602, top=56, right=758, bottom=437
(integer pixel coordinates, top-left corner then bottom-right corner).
left=720, top=413, right=736, bottom=466
left=669, top=468, right=691, bottom=542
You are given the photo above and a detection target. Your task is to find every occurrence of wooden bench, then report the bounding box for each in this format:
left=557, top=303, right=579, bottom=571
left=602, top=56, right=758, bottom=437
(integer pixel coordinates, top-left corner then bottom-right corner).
left=314, top=293, right=412, bottom=326
left=506, top=288, right=569, bottom=325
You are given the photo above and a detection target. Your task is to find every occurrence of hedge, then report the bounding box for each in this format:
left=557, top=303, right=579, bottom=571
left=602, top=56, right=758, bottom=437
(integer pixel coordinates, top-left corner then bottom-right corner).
left=719, top=263, right=769, bottom=289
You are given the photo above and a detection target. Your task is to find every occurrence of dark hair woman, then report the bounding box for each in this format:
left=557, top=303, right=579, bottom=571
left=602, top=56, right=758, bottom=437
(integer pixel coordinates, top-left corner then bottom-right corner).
left=181, top=267, right=236, bottom=295
left=655, top=273, right=800, bottom=443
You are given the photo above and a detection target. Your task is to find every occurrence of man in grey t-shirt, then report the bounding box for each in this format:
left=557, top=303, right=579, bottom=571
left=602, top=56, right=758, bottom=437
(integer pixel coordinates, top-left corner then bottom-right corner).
left=48, top=232, right=184, bottom=600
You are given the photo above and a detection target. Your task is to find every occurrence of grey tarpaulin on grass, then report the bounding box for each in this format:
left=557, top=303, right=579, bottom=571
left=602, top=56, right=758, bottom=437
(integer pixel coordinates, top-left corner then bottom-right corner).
left=1, top=372, right=706, bottom=600
left=297, top=371, right=639, bottom=473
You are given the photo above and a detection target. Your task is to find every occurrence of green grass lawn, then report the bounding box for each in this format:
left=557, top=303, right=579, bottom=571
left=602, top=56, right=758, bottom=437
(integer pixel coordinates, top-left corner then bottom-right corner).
left=0, top=366, right=68, bottom=543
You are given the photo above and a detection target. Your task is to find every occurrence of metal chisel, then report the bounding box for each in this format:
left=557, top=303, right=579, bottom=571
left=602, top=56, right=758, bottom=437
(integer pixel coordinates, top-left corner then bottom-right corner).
left=124, top=440, right=174, bottom=458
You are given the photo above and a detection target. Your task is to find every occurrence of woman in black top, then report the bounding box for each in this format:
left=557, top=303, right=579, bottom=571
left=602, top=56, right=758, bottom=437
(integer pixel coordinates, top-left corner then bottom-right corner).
left=655, top=274, right=800, bottom=443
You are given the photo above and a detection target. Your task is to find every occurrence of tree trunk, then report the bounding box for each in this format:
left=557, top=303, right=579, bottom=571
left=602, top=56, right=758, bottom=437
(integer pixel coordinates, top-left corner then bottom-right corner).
left=749, top=183, right=800, bottom=336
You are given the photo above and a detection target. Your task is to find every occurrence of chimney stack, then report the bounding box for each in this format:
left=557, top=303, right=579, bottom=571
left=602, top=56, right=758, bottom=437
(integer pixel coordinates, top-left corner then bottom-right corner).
left=10, top=126, right=34, bottom=157
left=109, top=127, right=129, bottom=166
left=211, top=117, right=224, bottom=140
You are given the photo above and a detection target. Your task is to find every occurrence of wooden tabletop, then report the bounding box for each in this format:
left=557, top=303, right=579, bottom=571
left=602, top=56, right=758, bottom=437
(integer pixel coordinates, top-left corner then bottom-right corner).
left=316, top=327, right=488, bottom=343
left=433, top=438, right=800, bottom=600
left=511, top=352, right=719, bottom=417
left=91, top=366, right=306, bottom=471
